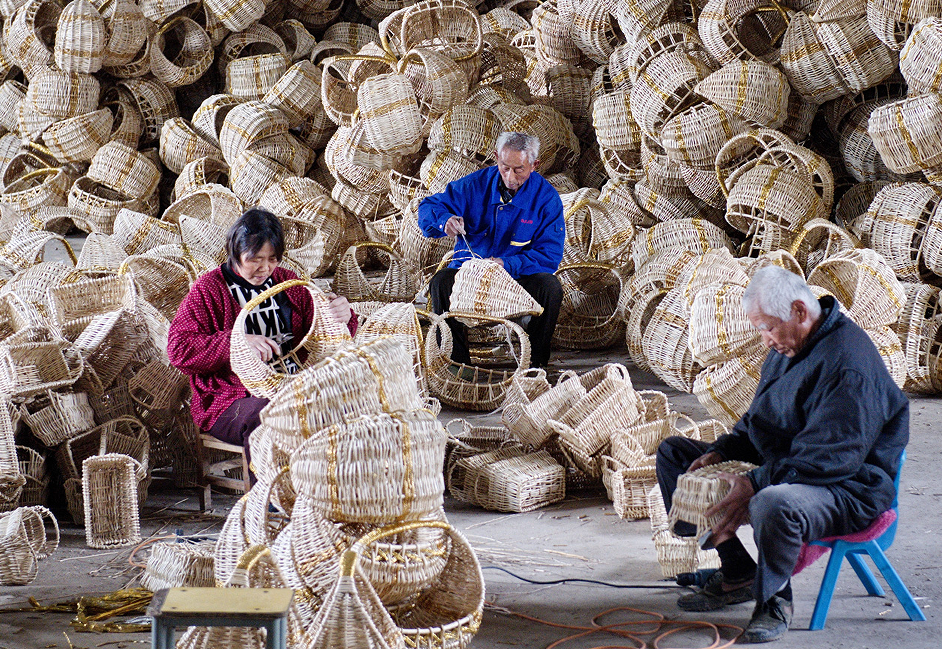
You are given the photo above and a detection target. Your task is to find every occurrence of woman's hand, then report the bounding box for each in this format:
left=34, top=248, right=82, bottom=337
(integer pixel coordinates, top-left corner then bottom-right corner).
left=245, top=334, right=279, bottom=362
left=326, top=293, right=353, bottom=327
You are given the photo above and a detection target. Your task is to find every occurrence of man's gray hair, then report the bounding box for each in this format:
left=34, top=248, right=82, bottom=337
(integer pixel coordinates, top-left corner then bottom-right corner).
left=742, top=265, right=821, bottom=322
left=496, top=132, right=540, bottom=163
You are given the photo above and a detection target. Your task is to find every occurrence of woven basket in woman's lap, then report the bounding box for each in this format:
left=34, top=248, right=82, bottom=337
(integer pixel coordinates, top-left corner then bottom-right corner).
left=668, top=460, right=758, bottom=537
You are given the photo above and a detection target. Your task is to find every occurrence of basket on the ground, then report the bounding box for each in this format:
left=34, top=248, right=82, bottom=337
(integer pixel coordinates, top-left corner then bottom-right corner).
left=601, top=455, right=656, bottom=520
left=552, top=263, right=625, bottom=350
left=64, top=309, right=149, bottom=395
left=502, top=370, right=585, bottom=447
left=82, top=453, right=142, bottom=548
left=140, top=540, right=216, bottom=591
left=16, top=446, right=49, bottom=507
left=47, top=274, right=137, bottom=328
left=547, top=364, right=643, bottom=477
left=455, top=448, right=565, bottom=513
left=425, top=312, right=530, bottom=411
left=668, top=460, right=758, bottom=537
left=648, top=484, right=720, bottom=578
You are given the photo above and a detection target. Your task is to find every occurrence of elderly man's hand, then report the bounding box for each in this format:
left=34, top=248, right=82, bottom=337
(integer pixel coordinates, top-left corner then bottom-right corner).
left=444, top=216, right=465, bottom=237
left=487, top=257, right=504, bottom=268
left=688, top=451, right=723, bottom=472
left=705, top=472, right=755, bottom=541
left=326, top=292, right=352, bottom=327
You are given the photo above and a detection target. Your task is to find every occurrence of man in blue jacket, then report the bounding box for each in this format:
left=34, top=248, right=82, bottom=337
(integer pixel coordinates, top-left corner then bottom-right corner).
left=419, top=132, right=565, bottom=368
left=656, top=265, right=909, bottom=643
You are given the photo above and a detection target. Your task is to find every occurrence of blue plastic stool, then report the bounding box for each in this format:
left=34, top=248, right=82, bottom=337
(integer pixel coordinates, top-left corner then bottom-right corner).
left=806, top=450, right=926, bottom=630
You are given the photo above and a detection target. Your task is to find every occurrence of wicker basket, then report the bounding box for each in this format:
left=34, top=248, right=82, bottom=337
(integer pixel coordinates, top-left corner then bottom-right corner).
left=0, top=329, right=84, bottom=399
left=16, top=446, right=48, bottom=507
left=638, top=287, right=700, bottom=393
left=601, top=455, right=656, bottom=520
left=547, top=364, right=643, bottom=477
left=290, top=408, right=445, bottom=524
left=695, top=59, right=790, bottom=129
left=81, top=453, right=141, bottom=548
left=260, top=337, right=422, bottom=453
left=502, top=370, right=585, bottom=447
left=693, top=345, right=765, bottom=426
left=26, top=67, right=100, bottom=119
left=230, top=279, right=352, bottom=399
left=724, top=164, right=824, bottom=236
left=86, top=141, right=160, bottom=199
left=444, top=418, right=520, bottom=481
left=357, top=65, right=424, bottom=156
left=64, top=309, right=148, bottom=396
left=452, top=447, right=565, bottom=512
left=0, top=507, right=40, bottom=585
left=648, top=485, right=720, bottom=578
left=204, top=0, right=264, bottom=31
left=868, top=93, right=942, bottom=184
left=20, top=390, right=95, bottom=447
left=899, top=17, right=942, bottom=93
left=425, top=312, right=530, bottom=411
left=892, top=283, right=942, bottom=393
left=42, top=108, right=112, bottom=164
left=807, top=248, right=905, bottom=329
left=333, top=241, right=420, bottom=303
left=668, top=460, right=758, bottom=536
left=139, top=539, right=216, bottom=592
left=450, top=258, right=544, bottom=321
left=631, top=219, right=733, bottom=270
left=687, top=283, right=760, bottom=367
left=150, top=16, right=213, bottom=88
left=263, top=60, right=323, bottom=128
left=552, top=263, right=625, bottom=350
left=628, top=48, right=714, bottom=140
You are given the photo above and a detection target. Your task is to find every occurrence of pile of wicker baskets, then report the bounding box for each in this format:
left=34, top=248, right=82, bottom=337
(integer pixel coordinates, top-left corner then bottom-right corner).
left=166, top=336, right=486, bottom=649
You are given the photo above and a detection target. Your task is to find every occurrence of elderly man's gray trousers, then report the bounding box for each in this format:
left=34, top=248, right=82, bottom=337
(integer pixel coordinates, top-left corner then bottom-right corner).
left=657, top=436, right=856, bottom=603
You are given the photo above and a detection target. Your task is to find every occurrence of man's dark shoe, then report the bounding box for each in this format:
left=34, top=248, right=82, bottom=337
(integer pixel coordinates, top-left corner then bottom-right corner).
left=677, top=569, right=755, bottom=612
left=740, top=595, right=793, bottom=644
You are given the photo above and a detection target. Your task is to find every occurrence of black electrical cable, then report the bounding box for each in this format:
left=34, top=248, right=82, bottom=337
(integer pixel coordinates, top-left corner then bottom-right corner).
left=482, top=565, right=683, bottom=589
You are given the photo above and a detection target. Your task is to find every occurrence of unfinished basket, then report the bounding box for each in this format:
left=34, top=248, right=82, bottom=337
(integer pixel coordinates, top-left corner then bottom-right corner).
left=260, top=337, right=422, bottom=454
left=668, top=460, right=758, bottom=536
left=450, top=258, right=544, bottom=321
left=648, top=485, right=721, bottom=578
left=425, top=312, right=530, bottom=411
left=230, top=279, right=352, bottom=399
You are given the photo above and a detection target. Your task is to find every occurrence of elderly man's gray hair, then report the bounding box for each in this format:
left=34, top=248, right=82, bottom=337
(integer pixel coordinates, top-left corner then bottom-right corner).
left=743, top=265, right=821, bottom=322
left=496, top=132, right=540, bottom=163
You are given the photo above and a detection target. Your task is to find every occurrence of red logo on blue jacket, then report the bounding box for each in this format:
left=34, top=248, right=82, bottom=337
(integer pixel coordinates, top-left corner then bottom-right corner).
left=520, top=218, right=533, bottom=224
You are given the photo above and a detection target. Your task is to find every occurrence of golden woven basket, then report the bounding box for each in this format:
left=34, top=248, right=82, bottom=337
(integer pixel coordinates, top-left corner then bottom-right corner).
left=668, top=460, right=758, bottom=537
left=230, top=279, right=352, bottom=399
left=81, top=453, right=142, bottom=549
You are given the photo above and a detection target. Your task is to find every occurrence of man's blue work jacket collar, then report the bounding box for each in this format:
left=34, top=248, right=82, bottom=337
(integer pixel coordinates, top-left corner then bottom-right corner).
left=487, top=170, right=533, bottom=207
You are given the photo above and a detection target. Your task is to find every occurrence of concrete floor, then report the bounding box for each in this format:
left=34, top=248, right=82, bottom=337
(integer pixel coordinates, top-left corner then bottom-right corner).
left=1, top=346, right=938, bottom=649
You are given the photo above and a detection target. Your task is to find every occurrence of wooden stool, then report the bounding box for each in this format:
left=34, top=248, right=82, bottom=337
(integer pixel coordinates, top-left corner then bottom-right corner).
left=197, top=433, right=252, bottom=510
left=148, top=587, right=293, bottom=649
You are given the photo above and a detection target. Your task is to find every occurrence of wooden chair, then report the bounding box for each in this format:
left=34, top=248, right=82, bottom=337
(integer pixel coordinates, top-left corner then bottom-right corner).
left=196, top=433, right=251, bottom=510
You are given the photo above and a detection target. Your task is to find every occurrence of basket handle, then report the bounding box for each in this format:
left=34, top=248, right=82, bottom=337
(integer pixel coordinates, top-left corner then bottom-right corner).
left=786, top=218, right=860, bottom=257
left=342, top=520, right=452, bottom=576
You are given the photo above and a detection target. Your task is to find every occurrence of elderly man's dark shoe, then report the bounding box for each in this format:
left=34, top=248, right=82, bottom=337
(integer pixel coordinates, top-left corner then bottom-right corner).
left=740, top=595, right=793, bottom=644
left=677, top=570, right=755, bottom=612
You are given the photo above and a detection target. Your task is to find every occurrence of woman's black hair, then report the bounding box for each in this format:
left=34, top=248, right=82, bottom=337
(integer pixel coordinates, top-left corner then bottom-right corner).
left=226, top=207, right=285, bottom=264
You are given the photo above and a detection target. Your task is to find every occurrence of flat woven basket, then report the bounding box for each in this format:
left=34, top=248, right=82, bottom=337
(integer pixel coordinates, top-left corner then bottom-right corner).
left=667, top=460, right=758, bottom=537
left=601, top=455, right=656, bottom=520
left=230, top=279, right=352, bottom=399
left=20, top=390, right=96, bottom=447
left=452, top=448, right=566, bottom=513
left=547, top=364, right=644, bottom=478
left=424, top=312, right=531, bottom=411
left=502, top=370, right=586, bottom=448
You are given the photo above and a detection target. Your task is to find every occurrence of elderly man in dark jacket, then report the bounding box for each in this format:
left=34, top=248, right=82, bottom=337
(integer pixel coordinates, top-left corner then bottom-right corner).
left=656, top=265, right=909, bottom=643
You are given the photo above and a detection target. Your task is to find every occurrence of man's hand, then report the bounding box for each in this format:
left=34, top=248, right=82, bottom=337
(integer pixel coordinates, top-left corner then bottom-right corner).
left=688, top=450, right=723, bottom=472
left=705, top=472, right=755, bottom=542
left=326, top=292, right=353, bottom=327
left=487, top=257, right=504, bottom=268
left=245, top=334, right=279, bottom=362
left=444, top=216, right=465, bottom=237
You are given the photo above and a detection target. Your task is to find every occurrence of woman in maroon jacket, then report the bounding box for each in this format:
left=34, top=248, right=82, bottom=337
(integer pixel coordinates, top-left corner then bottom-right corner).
left=167, top=208, right=356, bottom=477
